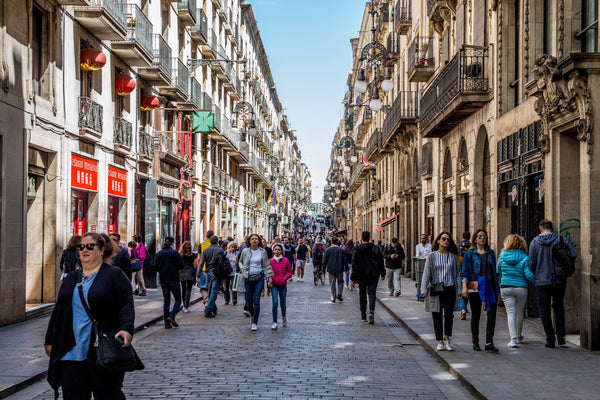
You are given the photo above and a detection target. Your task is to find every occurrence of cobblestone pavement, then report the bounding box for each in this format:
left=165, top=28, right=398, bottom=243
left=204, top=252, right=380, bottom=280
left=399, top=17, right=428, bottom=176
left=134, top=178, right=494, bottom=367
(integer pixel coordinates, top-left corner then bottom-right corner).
left=13, top=266, right=473, bottom=400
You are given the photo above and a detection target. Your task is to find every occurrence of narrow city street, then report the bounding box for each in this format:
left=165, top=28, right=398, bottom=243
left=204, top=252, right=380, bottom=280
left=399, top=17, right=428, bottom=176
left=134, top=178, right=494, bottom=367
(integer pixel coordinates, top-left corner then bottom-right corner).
left=12, top=264, right=472, bottom=400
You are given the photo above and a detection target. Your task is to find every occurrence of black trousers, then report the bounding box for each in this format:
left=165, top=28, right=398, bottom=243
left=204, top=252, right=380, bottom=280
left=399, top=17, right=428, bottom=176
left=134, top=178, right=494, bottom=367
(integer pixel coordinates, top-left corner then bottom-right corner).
left=223, top=275, right=237, bottom=304
left=537, top=283, right=566, bottom=344
left=432, top=285, right=456, bottom=341
left=59, top=360, right=125, bottom=400
left=468, top=291, right=497, bottom=344
left=358, top=279, right=379, bottom=315
left=181, top=279, right=195, bottom=308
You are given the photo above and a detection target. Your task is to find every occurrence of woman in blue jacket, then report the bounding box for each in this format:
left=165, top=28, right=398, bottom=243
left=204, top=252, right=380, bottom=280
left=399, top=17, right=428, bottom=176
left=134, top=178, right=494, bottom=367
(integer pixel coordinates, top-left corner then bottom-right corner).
left=497, top=234, right=535, bottom=348
left=461, top=229, right=499, bottom=353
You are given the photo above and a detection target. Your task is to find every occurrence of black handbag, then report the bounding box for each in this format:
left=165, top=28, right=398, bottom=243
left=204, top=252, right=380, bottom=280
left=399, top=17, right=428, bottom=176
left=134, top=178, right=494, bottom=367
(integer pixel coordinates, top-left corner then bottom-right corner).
left=428, top=282, right=444, bottom=296
left=77, top=270, right=144, bottom=372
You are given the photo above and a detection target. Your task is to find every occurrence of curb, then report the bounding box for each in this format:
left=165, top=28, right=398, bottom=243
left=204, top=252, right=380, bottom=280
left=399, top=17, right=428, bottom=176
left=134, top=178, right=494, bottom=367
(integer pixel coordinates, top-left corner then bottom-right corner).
left=0, top=296, right=203, bottom=399
left=376, top=295, right=488, bottom=400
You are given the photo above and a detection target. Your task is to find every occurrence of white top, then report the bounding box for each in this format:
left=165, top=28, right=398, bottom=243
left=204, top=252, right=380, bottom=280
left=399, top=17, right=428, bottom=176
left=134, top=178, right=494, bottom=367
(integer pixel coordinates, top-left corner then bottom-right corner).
left=416, top=243, right=432, bottom=259
left=248, top=249, right=263, bottom=275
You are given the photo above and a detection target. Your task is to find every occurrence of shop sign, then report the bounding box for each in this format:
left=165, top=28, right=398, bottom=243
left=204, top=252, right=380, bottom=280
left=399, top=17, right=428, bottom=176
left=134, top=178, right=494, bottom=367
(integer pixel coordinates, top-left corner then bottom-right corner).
left=221, top=201, right=227, bottom=219
left=108, top=166, right=127, bottom=198
left=158, top=185, right=178, bottom=200
left=201, top=195, right=207, bottom=212
left=71, top=154, right=98, bottom=192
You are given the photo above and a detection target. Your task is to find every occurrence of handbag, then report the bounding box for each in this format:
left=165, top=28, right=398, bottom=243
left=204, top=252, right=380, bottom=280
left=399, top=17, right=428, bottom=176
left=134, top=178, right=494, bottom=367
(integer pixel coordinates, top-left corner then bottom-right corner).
left=232, top=272, right=245, bottom=292
left=130, top=248, right=142, bottom=272
left=428, top=282, right=444, bottom=296
left=247, top=272, right=262, bottom=283
left=467, top=281, right=478, bottom=290
left=77, top=270, right=143, bottom=372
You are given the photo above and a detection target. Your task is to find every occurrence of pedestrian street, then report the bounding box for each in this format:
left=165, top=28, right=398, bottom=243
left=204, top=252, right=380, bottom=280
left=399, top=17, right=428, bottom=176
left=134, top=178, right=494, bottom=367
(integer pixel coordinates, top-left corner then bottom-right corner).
left=15, top=263, right=472, bottom=400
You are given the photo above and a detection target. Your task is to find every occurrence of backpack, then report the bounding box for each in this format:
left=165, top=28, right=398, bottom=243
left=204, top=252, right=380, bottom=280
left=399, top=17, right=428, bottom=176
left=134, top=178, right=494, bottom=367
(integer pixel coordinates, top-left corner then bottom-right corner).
left=213, top=251, right=232, bottom=279
left=552, top=236, right=576, bottom=279
left=313, top=245, right=324, bottom=262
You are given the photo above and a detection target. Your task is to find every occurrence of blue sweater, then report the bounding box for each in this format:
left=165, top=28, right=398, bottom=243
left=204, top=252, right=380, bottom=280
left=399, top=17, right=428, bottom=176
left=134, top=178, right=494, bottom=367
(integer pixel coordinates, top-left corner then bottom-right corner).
left=528, top=233, right=577, bottom=286
left=496, top=249, right=534, bottom=288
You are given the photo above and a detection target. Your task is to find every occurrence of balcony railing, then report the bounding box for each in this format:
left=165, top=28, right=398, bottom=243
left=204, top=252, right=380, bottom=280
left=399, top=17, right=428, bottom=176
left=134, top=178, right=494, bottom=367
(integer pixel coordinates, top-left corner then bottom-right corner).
left=213, top=105, right=221, bottom=131
left=366, top=129, right=381, bottom=157
left=124, top=4, right=152, bottom=58
left=152, top=34, right=171, bottom=78
left=210, top=28, right=217, bottom=51
left=75, top=0, right=127, bottom=40
left=78, top=97, right=103, bottom=133
left=187, top=77, right=201, bottom=108
left=177, top=0, right=197, bottom=25
left=394, top=0, right=411, bottom=35
left=387, top=32, right=401, bottom=56
left=114, top=117, right=132, bottom=148
left=199, top=92, right=211, bottom=110
left=420, top=45, right=490, bottom=136
left=190, top=8, right=208, bottom=43
left=382, top=91, right=418, bottom=141
left=408, top=36, right=434, bottom=81
left=139, top=131, right=154, bottom=159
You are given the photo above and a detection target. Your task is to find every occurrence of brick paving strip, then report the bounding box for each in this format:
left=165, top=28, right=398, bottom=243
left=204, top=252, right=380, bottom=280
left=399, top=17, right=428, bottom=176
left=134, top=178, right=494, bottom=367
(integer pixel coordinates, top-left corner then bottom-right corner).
left=0, top=288, right=202, bottom=399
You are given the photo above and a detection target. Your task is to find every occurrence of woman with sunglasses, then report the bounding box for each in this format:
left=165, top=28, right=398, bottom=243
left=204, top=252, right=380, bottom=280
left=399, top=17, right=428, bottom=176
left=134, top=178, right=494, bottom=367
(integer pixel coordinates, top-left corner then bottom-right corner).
left=462, top=229, right=499, bottom=353
left=420, top=232, right=461, bottom=351
left=45, top=232, right=139, bottom=399
left=239, top=233, right=274, bottom=331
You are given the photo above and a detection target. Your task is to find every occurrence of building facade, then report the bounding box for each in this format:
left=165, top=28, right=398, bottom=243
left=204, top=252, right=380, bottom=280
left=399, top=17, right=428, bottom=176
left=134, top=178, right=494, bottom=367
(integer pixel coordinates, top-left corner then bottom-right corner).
left=326, top=0, right=600, bottom=350
left=0, top=0, right=310, bottom=326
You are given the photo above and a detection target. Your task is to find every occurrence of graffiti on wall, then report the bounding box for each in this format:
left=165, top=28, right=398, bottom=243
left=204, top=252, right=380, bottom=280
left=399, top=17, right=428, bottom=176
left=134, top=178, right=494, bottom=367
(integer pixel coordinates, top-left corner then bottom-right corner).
left=558, top=218, right=580, bottom=261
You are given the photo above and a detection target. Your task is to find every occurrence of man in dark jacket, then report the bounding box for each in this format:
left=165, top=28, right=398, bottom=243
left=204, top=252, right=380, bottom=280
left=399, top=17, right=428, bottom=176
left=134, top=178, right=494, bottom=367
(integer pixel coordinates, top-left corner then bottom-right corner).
left=323, top=237, right=348, bottom=302
left=197, top=235, right=225, bottom=318
left=351, top=231, right=385, bottom=324
left=109, top=234, right=132, bottom=278
left=155, top=236, right=185, bottom=329
left=528, top=219, right=577, bottom=348
left=383, top=237, right=405, bottom=297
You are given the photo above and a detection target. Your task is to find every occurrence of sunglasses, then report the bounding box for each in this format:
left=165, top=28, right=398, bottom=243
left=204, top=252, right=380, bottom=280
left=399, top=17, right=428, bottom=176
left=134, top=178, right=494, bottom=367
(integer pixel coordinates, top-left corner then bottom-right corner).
left=440, top=237, right=450, bottom=242
left=477, top=235, right=488, bottom=239
left=76, top=243, right=99, bottom=251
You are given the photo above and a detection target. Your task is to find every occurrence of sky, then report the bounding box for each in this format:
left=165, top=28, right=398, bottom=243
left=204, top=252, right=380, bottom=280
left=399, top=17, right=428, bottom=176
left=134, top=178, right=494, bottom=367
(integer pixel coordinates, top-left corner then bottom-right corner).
left=249, top=0, right=368, bottom=204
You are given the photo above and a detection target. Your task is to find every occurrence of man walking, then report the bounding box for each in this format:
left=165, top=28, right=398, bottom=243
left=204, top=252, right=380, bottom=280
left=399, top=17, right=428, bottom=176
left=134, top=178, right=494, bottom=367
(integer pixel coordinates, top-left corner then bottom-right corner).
left=383, top=237, right=405, bottom=297
left=295, top=238, right=309, bottom=282
left=528, top=219, right=577, bottom=348
left=323, top=237, right=348, bottom=302
left=351, top=231, right=385, bottom=324
left=197, top=235, right=225, bottom=318
left=155, top=236, right=185, bottom=329
left=416, top=234, right=432, bottom=259
left=283, top=237, right=296, bottom=277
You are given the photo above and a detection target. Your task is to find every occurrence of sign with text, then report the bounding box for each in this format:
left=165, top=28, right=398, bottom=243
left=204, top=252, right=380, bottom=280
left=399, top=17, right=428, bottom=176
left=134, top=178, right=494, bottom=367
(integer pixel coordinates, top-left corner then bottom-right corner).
left=108, top=166, right=127, bottom=198
left=71, top=154, right=98, bottom=192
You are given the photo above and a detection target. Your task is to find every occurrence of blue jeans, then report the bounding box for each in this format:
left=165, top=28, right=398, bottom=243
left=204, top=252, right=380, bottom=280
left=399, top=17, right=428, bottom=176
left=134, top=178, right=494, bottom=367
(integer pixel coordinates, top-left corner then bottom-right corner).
left=205, top=272, right=221, bottom=315
left=271, top=285, right=287, bottom=323
left=245, top=273, right=265, bottom=324
left=385, top=268, right=402, bottom=294
left=345, top=265, right=352, bottom=286
left=161, top=283, right=181, bottom=323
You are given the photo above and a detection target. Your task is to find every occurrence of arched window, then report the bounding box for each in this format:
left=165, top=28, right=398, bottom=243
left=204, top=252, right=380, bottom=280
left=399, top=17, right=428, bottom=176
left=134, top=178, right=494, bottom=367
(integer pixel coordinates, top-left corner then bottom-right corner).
left=458, top=139, right=468, bottom=173
left=444, top=148, right=452, bottom=180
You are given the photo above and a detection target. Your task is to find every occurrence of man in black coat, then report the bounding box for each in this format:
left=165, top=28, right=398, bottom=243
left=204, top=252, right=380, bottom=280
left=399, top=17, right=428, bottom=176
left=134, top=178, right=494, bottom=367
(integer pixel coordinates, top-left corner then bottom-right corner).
left=109, top=233, right=132, bottom=278
left=323, top=237, right=348, bottom=303
left=155, top=236, right=185, bottom=329
left=383, top=237, right=405, bottom=297
left=351, top=231, right=385, bottom=324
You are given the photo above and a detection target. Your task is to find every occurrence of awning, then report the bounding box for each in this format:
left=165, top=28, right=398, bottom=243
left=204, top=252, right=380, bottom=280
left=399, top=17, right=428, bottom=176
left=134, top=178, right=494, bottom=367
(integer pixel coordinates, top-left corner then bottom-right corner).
left=377, top=213, right=399, bottom=227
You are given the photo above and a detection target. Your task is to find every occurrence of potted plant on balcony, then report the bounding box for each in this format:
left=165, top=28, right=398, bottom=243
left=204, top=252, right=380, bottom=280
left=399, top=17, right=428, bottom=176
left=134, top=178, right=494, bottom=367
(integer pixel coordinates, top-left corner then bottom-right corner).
left=419, top=41, right=429, bottom=66
left=127, top=17, right=136, bottom=28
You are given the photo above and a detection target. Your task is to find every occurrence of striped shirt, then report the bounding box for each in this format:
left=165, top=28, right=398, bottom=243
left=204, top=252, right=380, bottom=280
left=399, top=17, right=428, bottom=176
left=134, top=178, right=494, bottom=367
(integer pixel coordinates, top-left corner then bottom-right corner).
left=433, top=251, right=455, bottom=287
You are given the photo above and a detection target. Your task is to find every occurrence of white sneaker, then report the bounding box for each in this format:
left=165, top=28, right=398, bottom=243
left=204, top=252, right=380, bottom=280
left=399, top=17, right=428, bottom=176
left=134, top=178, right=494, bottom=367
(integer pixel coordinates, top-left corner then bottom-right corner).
left=282, top=316, right=287, bottom=327
left=243, top=310, right=251, bottom=317
left=271, top=322, right=278, bottom=330
left=437, top=340, right=445, bottom=351
left=183, top=307, right=190, bottom=313
left=444, top=337, right=454, bottom=351
left=251, top=323, right=257, bottom=331
left=508, top=338, right=519, bottom=348
left=297, top=278, right=301, bottom=282
left=300, top=278, right=303, bottom=282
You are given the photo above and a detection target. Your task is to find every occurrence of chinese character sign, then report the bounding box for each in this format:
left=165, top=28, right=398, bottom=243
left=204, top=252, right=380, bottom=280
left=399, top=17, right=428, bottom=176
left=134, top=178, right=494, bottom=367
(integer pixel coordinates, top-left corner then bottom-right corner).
left=71, top=154, right=98, bottom=191
left=108, top=166, right=127, bottom=198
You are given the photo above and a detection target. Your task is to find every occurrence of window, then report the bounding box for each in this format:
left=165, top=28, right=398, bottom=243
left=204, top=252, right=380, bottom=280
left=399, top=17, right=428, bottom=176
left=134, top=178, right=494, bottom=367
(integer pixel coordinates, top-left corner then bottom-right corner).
left=32, top=5, right=49, bottom=96
left=543, top=0, right=554, bottom=55
left=582, top=0, right=598, bottom=52
left=444, top=149, right=452, bottom=179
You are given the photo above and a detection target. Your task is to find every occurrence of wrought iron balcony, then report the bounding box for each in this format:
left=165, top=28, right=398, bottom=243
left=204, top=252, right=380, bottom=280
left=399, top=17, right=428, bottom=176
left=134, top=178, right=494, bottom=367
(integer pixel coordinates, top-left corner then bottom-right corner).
left=78, top=97, right=103, bottom=140
left=366, top=129, right=381, bottom=159
left=201, top=29, right=217, bottom=58
left=158, top=58, right=189, bottom=102
left=213, top=105, right=222, bottom=132
left=387, top=32, right=401, bottom=63
left=74, top=0, right=127, bottom=40
left=177, top=0, right=197, bottom=26
left=139, top=131, right=154, bottom=161
left=408, top=36, right=435, bottom=82
left=381, top=91, right=418, bottom=146
left=138, top=34, right=172, bottom=86
left=114, top=117, right=132, bottom=152
left=182, top=77, right=202, bottom=109
left=199, top=92, right=211, bottom=110
left=112, top=4, right=153, bottom=67
left=57, top=0, right=89, bottom=4
left=420, top=45, right=492, bottom=138
left=394, top=0, right=412, bottom=35
left=190, top=8, right=208, bottom=44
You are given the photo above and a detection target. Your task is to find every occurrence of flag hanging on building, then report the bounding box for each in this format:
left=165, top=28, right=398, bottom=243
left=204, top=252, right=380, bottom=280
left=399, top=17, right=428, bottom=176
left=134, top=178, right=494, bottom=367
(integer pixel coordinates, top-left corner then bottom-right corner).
left=362, top=153, right=372, bottom=167
left=270, top=188, right=278, bottom=207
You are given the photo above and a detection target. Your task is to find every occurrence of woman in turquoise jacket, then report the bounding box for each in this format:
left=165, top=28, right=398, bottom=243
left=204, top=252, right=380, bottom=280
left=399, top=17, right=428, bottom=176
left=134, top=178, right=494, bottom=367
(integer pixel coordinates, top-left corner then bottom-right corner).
left=461, top=229, right=499, bottom=353
left=496, top=234, right=535, bottom=348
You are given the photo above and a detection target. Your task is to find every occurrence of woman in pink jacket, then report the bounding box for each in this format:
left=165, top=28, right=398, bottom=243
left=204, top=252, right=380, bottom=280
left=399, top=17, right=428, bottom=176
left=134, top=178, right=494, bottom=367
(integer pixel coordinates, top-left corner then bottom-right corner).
left=270, top=243, right=292, bottom=330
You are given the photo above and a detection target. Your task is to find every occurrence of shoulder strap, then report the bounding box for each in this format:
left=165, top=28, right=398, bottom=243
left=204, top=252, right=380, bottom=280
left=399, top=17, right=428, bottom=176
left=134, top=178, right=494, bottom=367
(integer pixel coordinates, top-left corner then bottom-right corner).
left=77, top=269, right=95, bottom=323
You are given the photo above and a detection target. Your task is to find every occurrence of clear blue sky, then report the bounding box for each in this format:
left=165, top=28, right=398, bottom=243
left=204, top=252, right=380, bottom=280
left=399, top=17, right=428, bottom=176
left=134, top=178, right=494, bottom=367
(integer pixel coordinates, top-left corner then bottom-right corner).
left=249, top=0, right=367, bottom=203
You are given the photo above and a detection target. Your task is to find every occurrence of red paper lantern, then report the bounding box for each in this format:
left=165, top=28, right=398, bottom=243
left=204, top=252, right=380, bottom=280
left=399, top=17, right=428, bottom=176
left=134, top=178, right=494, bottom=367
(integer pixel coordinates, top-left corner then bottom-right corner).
left=115, top=74, right=136, bottom=96
left=140, top=95, right=159, bottom=111
left=80, top=48, right=106, bottom=71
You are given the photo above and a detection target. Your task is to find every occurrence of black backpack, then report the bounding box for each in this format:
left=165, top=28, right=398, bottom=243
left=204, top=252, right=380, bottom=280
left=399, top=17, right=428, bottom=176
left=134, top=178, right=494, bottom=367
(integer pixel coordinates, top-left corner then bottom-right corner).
left=552, top=236, right=576, bottom=279
left=213, top=252, right=232, bottom=280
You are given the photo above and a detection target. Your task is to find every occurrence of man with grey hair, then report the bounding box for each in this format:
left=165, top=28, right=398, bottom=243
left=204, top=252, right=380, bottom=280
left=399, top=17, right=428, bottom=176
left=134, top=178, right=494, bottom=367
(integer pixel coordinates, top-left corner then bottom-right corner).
left=197, top=235, right=225, bottom=318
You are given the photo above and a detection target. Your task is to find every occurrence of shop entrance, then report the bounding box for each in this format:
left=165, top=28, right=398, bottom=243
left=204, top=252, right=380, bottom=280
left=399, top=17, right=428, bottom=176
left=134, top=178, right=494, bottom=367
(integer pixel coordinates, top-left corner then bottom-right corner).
left=72, top=190, right=88, bottom=236
left=108, top=196, right=119, bottom=235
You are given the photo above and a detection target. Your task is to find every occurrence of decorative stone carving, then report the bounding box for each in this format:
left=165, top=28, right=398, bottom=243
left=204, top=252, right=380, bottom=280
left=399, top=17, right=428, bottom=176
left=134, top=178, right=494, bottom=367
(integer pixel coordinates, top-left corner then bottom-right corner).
left=528, top=55, right=594, bottom=163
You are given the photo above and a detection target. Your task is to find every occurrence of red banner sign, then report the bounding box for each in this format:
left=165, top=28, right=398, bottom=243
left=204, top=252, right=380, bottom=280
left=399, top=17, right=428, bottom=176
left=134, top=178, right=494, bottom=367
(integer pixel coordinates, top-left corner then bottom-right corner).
left=71, top=154, right=98, bottom=192
left=108, top=166, right=127, bottom=198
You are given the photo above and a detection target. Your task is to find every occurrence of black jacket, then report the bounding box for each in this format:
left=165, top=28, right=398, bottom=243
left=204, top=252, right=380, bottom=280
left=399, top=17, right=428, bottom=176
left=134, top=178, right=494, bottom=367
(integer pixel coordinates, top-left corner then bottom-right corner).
left=323, top=245, right=348, bottom=274
left=59, top=248, right=80, bottom=273
left=351, top=242, right=385, bottom=283
left=155, top=247, right=185, bottom=285
left=383, top=244, right=405, bottom=269
left=110, top=247, right=132, bottom=277
left=197, top=244, right=224, bottom=274
left=45, top=263, right=135, bottom=390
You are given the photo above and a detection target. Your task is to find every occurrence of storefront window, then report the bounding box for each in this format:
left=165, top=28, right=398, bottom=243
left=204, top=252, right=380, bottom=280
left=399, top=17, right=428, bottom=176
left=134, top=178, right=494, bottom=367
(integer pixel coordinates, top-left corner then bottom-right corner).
left=161, top=201, right=173, bottom=240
